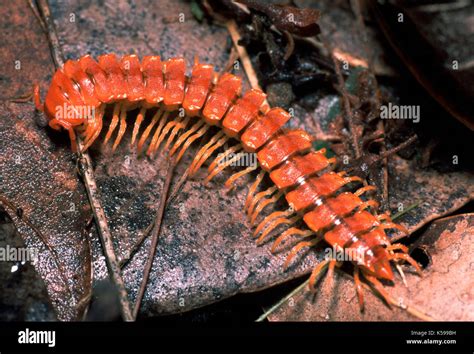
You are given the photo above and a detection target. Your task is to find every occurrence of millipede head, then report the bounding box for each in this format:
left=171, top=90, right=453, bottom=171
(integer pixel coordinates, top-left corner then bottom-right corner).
left=357, top=246, right=394, bottom=282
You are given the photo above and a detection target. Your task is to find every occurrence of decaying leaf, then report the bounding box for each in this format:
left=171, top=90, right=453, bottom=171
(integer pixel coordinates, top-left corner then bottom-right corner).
left=268, top=214, right=474, bottom=321
left=238, top=0, right=321, bottom=37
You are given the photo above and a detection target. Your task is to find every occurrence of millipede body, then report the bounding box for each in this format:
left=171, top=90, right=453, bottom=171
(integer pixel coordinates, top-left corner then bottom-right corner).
left=35, top=53, right=421, bottom=309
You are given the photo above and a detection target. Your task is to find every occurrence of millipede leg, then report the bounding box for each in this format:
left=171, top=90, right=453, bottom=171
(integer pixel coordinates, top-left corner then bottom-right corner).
left=363, top=273, right=392, bottom=308
left=131, top=107, right=147, bottom=145
left=164, top=115, right=190, bottom=151
left=327, top=157, right=337, bottom=166
left=256, top=215, right=300, bottom=245
left=326, top=258, right=339, bottom=289
left=146, top=112, right=175, bottom=156
left=390, top=253, right=422, bottom=275
left=189, top=134, right=228, bottom=176
left=145, top=111, right=170, bottom=156
left=245, top=171, right=265, bottom=211
left=174, top=123, right=210, bottom=163
left=205, top=150, right=243, bottom=185
left=82, top=105, right=105, bottom=152
left=344, top=176, right=364, bottom=184
left=137, top=107, right=164, bottom=153
left=308, top=259, right=331, bottom=290
left=393, top=260, right=408, bottom=287
left=169, top=119, right=205, bottom=157
left=354, top=185, right=377, bottom=197
left=33, top=84, right=43, bottom=111
left=104, top=103, right=121, bottom=146
left=271, top=228, right=314, bottom=253
left=254, top=209, right=293, bottom=236
left=247, top=185, right=277, bottom=218
left=112, top=105, right=128, bottom=151
left=66, top=125, right=78, bottom=153
left=208, top=144, right=242, bottom=172
left=387, top=243, right=409, bottom=254
left=224, top=165, right=257, bottom=190
left=381, top=222, right=409, bottom=235
left=188, top=131, right=224, bottom=172
left=83, top=113, right=96, bottom=143
left=86, top=105, right=104, bottom=144
left=354, top=266, right=365, bottom=312
left=359, top=199, right=379, bottom=211
left=250, top=191, right=283, bottom=225
left=283, top=238, right=320, bottom=269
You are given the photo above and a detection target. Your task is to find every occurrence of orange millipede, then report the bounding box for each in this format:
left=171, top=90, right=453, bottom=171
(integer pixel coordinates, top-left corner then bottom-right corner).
left=34, top=53, right=422, bottom=310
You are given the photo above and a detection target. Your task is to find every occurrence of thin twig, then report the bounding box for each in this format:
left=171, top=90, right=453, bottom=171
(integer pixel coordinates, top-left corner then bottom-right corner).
left=324, top=38, right=362, bottom=159
left=118, top=222, right=154, bottom=268
left=379, top=135, right=418, bottom=160
left=256, top=278, right=309, bottom=322
left=226, top=19, right=263, bottom=92
left=391, top=202, right=420, bottom=221
left=133, top=158, right=175, bottom=319
left=34, top=0, right=133, bottom=321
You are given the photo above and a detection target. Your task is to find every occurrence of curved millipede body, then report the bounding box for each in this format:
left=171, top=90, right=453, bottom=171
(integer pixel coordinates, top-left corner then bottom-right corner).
left=35, top=53, right=421, bottom=310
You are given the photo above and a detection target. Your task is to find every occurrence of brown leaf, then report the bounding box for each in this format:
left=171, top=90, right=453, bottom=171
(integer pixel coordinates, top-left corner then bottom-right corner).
left=238, top=0, right=321, bottom=37
left=370, top=0, right=474, bottom=130
left=268, top=214, right=474, bottom=321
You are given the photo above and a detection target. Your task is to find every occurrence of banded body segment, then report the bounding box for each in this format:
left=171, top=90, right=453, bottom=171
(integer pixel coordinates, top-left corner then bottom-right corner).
left=202, top=73, right=242, bottom=125
left=63, top=59, right=101, bottom=108
left=43, top=71, right=69, bottom=125
left=163, top=57, right=186, bottom=110
left=241, top=108, right=291, bottom=152
left=142, top=56, right=165, bottom=105
left=97, top=54, right=127, bottom=101
left=182, top=62, right=214, bottom=116
left=222, top=89, right=267, bottom=137
left=44, top=69, right=87, bottom=126
left=256, top=130, right=312, bottom=171
left=303, top=192, right=366, bottom=232
left=78, top=55, right=114, bottom=103
left=121, top=54, right=145, bottom=103
left=269, top=150, right=333, bottom=189
left=285, top=172, right=360, bottom=212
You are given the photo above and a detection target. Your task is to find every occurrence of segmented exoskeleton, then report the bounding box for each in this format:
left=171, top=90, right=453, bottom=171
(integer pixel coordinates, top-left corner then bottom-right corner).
left=34, top=53, right=421, bottom=310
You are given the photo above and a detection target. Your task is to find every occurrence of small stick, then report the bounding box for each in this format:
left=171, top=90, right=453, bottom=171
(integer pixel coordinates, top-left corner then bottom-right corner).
left=35, top=0, right=133, bottom=321
left=379, top=135, right=417, bottom=160
left=256, top=278, right=309, bottom=322
left=119, top=221, right=154, bottom=268
left=391, top=202, right=420, bottom=221
left=133, top=158, right=175, bottom=319
left=226, top=20, right=263, bottom=92
left=323, top=38, right=362, bottom=159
